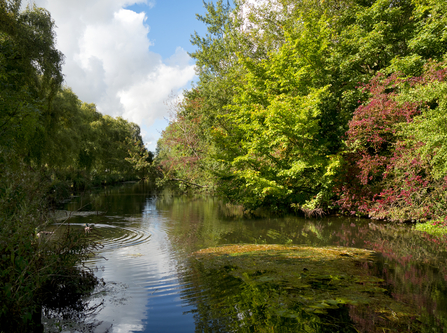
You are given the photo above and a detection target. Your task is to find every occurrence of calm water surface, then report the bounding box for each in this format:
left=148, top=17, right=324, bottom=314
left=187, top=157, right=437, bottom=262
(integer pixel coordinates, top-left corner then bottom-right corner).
left=44, top=182, right=447, bottom=332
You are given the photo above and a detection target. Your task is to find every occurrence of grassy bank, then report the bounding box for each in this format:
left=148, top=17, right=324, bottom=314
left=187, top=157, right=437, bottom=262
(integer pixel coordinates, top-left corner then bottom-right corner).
left=415, top=219, right=447, bottom=237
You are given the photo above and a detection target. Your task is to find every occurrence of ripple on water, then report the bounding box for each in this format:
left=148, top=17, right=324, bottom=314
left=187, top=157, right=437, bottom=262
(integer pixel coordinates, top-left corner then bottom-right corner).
left=53, top=214, right=201, bottom=332
left=55, top=223, right=152, bottom=252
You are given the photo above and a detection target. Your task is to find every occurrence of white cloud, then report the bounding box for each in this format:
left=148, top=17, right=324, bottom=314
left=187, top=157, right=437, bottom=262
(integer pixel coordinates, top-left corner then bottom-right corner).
left=27, top=0, right=195, bottom=143
left=118, top=47, right=195, bottom=125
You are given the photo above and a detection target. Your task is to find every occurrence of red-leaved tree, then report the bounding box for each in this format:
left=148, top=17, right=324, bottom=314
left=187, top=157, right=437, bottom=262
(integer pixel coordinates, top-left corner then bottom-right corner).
left=336, top=62, right=447, bottom=221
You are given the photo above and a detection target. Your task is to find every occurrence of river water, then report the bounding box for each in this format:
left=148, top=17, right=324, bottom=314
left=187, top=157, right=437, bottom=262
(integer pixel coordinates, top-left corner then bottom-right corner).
left=44, top=182, right=447, bottom=332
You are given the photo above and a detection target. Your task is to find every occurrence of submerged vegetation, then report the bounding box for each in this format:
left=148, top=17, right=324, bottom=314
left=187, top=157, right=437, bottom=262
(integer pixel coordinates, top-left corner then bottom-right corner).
left=155, top=0, right=447, bottom=223
left=191, top=244, right=420, bottom=332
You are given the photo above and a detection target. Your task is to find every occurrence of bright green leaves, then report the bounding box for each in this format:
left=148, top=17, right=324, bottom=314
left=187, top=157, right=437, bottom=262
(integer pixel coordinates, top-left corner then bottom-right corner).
left=158, top=0, right=447, bottom=214
left=222, top=104, right=326, bottom=206
left=216, top=16, right=333, bottom=208
left=397, top=64, right=447, bottom=179
left=333, top=0, right=415, bottom=83
left=190, top=0, right=235, bottom=78
left=410, top=0, right=447, bottom=60
left=126, top=140, right=153, bottom=177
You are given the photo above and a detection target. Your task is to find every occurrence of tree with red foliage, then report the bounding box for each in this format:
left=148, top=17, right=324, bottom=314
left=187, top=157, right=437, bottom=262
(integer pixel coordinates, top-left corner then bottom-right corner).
left=336, top=62, right=447, bottom=222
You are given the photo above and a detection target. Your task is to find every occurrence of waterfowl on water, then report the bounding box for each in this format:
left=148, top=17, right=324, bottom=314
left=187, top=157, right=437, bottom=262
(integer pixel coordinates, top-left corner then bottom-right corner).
left=35, top=228, right=54, bottom=238
left=84, top=223, right=92, bottom=233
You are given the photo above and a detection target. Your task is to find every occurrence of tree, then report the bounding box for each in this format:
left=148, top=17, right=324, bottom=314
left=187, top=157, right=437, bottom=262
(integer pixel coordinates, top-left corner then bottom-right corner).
left=337, top=61, right=447, bottom=221
left=157, top=0, right=447, bottom=214
left=0, top=1, right=64, bottom=157
left=155, top=91, right=213, bottom=188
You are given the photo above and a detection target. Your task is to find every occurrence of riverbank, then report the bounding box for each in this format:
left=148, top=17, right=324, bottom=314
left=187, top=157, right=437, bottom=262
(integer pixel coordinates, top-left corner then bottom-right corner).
left=415, top=219, right=447, bottom=236
left=47, top=169, right=143, bottom=207
left=0, top=162, right=104, bottom=332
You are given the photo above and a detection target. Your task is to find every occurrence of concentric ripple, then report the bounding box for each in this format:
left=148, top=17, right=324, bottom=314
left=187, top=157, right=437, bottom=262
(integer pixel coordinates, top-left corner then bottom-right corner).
left=54, top=222, right=151, bottom=251
left=94, top=223, right=151, bottom=251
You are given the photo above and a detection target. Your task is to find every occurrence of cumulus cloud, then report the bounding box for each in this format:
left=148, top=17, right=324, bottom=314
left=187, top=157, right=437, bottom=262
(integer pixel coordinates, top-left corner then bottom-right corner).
left=27, top=0, right=195, bottom=136
left=118, top=47, right=195, bottom=125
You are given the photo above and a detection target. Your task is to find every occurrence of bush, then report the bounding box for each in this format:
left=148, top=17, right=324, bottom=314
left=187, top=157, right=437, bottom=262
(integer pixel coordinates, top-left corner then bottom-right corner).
left=0, top=151, right=99, bottom=332
left=336, top=62, right=447, bottom=221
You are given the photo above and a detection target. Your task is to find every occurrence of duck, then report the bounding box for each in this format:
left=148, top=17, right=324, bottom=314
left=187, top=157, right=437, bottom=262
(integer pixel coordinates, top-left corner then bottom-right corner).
left=35, top=228, right=54, bottom=238
left=84, top=223, right=92, bottom=233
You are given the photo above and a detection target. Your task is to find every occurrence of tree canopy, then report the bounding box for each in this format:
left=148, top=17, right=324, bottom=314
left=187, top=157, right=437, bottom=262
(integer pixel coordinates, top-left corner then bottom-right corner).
left=156, top=0, right=447, bottom=220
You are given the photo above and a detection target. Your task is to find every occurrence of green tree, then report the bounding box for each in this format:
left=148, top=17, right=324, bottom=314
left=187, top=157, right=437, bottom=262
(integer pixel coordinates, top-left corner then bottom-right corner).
left=156, top=92, right=214, bottom=188
left=212, top=10, right=335, bottom=209
left=0, top=0, right=64, bottom=157
left=157, top=0, right=447, bottom=213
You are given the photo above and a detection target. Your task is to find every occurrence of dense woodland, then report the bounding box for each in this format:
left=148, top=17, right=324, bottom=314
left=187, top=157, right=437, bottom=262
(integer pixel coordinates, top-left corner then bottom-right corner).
left=0, top=1, right=151, bottom=330
left=156, top=0, right=447, bottom=223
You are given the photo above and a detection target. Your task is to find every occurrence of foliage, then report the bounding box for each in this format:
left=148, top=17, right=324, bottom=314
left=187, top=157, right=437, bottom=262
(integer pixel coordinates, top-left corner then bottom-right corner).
left=0, top=2, right=152, bottom=329
left=0, top=0, right=64, bottom=156
left=0, top=153, right=99, bottom=332
left=126, top=139, right=153, bottom=179
left=414, top=219, right=447, bottom=236
left=30, top=86, right=148, bottom=193
left=155, top=92, right=214, bottom=189
left=212, top=9, right=336, bottom=209
left=1, top=1, right=149, bottom=185
left=156, top=0, right=447, bottom=215
left=337, top=61, right=447, bottom=221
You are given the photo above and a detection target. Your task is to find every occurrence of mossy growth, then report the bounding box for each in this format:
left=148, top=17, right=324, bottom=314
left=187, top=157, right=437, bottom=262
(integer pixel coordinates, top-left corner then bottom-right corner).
left=415, top=220, right=447, bottom=236
left=192, top=244, right=420, bottom=332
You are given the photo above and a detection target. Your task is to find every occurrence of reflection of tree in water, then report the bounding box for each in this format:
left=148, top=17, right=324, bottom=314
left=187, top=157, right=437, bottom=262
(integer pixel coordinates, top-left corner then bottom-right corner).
left=158, top=193, right=447, bottom=332
left=158, top=196, right=447, bottom=331
left=159, top=194, right=371, bottom=254
left=156, top=192, right=244, bottom=252
left=350, top=223, right=447, bottom=331
left=66, top=181, right=157, bottom=216
left=181, top=262, right=335, bottom=333
left=61, top=185, right=447, bottom=331
left=42, top=274, right=113, bottom=333
left=180, top=245, right=422, bottom=332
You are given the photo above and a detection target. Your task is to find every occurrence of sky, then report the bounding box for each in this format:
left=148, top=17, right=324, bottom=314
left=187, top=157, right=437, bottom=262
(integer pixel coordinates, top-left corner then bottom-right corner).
left=26, top=0, right=210, bottom=152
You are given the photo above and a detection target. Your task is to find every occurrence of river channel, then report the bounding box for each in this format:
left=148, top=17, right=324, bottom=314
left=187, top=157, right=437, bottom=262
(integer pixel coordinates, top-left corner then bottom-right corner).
left=44, top=181, right=447, bottom=332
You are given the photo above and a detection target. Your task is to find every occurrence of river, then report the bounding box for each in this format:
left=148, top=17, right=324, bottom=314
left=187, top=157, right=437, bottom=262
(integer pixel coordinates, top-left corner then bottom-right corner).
left=43, top=181, right=447, bottom=332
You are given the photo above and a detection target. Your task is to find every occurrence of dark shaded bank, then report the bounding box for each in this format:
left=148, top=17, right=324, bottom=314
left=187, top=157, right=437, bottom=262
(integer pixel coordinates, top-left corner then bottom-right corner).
left=0, top=159, right=103, bottom=332
left=47, top=170, right=142, bottom=208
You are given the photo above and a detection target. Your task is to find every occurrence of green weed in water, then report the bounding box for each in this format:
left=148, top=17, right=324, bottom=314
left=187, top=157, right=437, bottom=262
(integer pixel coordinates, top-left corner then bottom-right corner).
left=191, top=244, right=420, bottom=332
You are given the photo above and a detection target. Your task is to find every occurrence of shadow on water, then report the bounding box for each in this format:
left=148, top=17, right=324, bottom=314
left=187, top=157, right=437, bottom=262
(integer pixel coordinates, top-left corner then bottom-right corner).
left=44, top=181, right=447, bottom=332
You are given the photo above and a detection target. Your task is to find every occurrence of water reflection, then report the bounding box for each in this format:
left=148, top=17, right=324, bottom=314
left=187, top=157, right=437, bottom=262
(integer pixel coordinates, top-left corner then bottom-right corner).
left=45, top=182, right=447, bottom=332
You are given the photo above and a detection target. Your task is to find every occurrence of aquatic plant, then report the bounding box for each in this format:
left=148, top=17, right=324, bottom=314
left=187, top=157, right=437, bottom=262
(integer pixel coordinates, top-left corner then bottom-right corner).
left=190, top=244, right=419, bottom=332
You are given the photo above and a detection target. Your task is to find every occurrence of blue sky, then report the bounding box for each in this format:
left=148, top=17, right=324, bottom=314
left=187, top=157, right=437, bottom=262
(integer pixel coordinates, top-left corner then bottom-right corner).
left=126, top=1, right=208, bottom=59
left=30, top=0, right=213, bottom=152
left=125, top=1, right=209, bottom=151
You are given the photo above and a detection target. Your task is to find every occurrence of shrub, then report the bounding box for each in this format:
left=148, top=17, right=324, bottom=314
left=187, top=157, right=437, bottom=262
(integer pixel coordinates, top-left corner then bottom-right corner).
left=336, top=62, right=447, bottom=221
left=0, top=151, right=99, bottom=332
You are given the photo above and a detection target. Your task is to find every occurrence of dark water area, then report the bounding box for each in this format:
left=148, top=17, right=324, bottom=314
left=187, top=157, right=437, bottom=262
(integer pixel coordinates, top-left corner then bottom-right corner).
left=44, top=182, right=447, bottom=332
